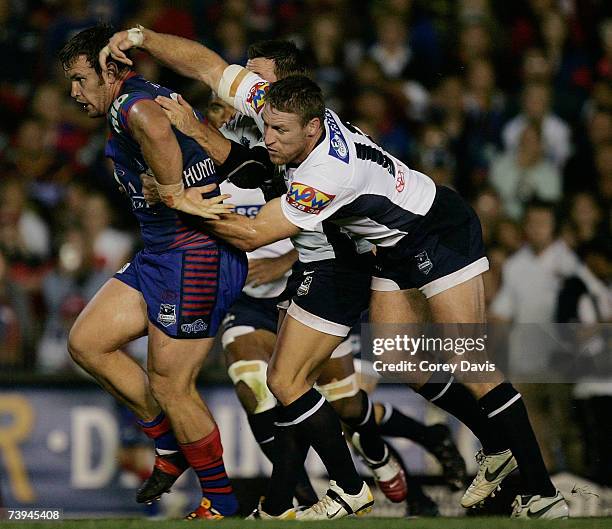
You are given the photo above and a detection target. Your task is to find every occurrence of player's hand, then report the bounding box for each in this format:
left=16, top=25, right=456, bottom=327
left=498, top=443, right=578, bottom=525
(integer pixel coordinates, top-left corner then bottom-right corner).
left=175, top=185, right=234, bottom=220
left=247, top=253, right=294, bottom=287
left=140, top=172, right=161, bottom=205
left=155, top=94, right=201, bottom=138
left=99, top=27, right=145, bottom=73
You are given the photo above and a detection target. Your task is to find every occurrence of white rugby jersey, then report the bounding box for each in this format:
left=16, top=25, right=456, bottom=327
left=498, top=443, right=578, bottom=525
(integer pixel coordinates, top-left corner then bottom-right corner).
left=279, top=108, right=437, bottom=247
left=223, top=67, right=373, bottom=262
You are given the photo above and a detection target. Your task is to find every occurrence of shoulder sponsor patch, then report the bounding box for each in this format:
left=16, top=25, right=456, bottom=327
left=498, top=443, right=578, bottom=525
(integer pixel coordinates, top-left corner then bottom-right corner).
left=325, top=109, right=349, bottom=164
left=246, top=81, right=270, bottom=114
left=286, top=182, right=335, bottom=214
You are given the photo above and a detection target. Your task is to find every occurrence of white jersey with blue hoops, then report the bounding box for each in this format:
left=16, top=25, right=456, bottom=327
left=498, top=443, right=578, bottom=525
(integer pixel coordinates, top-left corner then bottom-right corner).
left=279, top=108, right=437, bottom=248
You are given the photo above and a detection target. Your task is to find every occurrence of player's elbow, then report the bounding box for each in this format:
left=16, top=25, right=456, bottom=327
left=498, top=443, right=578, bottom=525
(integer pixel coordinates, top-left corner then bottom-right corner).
left=237, top=237, right=260, bottom=253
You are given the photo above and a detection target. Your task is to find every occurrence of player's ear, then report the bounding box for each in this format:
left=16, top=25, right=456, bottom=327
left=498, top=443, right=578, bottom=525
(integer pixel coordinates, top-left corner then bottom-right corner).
left=305, top=117, right=320, bottom=137
left=104, top=61, right=119, bottom=83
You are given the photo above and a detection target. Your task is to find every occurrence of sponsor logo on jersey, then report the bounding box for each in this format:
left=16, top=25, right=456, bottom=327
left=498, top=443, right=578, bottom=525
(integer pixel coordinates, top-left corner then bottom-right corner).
left=157, top=304, right=177, bottom=327
left=325, top=109, right=349, bottom=163
left=246, top=81, right=270, bottom=114
left=116, top=262, right=131, bottom=274
left=234, top=205, right=262, bottom=218
left=415, top=251, right=433, bottom=275
left=181, top=319, right=208, bottom=334
left=109, top=94, right=129, bottom=134
left=286, top=182, right=335, bottom=214
left=396, top=168, right=406, bottom=192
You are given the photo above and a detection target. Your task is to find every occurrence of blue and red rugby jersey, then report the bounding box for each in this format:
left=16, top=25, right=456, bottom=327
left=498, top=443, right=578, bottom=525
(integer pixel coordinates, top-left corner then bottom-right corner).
left=104, top=73, right=219, bottom=253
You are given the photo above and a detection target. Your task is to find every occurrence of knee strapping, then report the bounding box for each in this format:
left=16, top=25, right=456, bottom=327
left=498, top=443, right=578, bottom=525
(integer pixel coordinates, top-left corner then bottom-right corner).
left=228, top=360, right=276, bottom=413
left=315, top=373, right=360, bottom=402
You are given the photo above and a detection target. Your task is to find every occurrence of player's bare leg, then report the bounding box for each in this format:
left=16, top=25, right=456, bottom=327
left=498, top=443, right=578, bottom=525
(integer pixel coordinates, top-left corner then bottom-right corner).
left=68, top=279, right=188, bottom=505
left=260, top=312, right=373, bottom=519
left=427, top=276, right=566, bottom=516
left=317, top=353, right=408, bottom=503
left=224, top=329, right=318, bottom=506
left=147, top=326, right=238, bottom=517
left=68, top=278, right=157, bottom=419
left=370, top=286, right=514, bottom=503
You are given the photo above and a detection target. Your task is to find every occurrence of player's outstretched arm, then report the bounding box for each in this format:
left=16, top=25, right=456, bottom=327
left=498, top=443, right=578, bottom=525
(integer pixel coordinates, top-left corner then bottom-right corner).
left=129, top=99, right=233, bottom=219
left=196, top=197, right=301, bottom=252
left=99, top=26, right=228, bottom=91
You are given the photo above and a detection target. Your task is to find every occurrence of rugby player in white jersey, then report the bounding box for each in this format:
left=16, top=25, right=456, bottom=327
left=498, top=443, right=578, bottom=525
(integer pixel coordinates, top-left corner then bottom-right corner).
left=100, top=29, right=568, bottom=520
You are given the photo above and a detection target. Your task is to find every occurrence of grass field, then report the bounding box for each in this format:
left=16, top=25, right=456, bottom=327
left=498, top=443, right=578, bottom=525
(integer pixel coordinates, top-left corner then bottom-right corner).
left=1, top=518, right=611, bottom=529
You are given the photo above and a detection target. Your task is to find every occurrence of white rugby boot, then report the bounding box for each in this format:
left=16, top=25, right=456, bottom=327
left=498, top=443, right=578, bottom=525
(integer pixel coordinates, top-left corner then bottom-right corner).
left=461, top=449, right=518, bottom=507
left=246, top=497, right=297, bottom=520
left=296, top=481, right=374, bottom=520
left=511, top=490, right=569, bottom=519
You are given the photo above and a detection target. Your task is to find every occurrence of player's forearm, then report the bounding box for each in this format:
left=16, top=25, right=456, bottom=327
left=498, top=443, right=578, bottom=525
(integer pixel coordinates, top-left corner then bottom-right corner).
left=191, top=122, right=232, bottom=165
left=141, top=28, right=226, bottom=90
left=205, top=214, right=267, bottom=252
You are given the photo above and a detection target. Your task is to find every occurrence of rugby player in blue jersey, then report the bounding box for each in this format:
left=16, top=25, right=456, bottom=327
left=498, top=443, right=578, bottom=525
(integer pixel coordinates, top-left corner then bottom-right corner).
left=59, top=26, right=247, bottom=520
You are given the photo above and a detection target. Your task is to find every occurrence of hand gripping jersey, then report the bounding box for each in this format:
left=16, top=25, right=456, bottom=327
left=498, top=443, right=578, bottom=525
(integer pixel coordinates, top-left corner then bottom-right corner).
left=220, top=67, right=373, bottom=263
left=105, top=74, right=219, bottom=252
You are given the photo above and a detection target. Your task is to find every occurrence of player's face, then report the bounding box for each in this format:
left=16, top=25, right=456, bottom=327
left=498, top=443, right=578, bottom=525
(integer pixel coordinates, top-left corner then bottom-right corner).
left=262, top=105, right=312, bottom=165
left=207, top=96, right=235, bottom=129
left=246, top=57, right=277, bottom=82
left=64, top=55, right=109, bottom=118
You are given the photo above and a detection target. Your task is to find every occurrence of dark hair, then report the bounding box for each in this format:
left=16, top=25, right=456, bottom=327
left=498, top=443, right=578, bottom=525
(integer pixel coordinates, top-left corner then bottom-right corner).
left=59, top=24, right=131, bottom=76
left=266, top=75, right=325, bottom=125
left=247, top=40, right=308, bottom=79
left=524, top=198, right=557, bottom=213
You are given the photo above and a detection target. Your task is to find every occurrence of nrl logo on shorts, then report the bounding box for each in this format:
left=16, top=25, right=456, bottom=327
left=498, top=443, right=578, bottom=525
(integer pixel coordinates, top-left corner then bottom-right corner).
left=415, top=251, right=433, bottom=275
left=157, top=304, right=177, bottom=327
left=181, top=319, right=208, bottom=333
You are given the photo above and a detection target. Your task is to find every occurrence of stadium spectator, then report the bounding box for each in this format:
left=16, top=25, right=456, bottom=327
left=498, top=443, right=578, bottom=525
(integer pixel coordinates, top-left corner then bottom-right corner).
left=490, top=122, right=561, bottom=220
left=556, top=238, right=612, bottom=485
left=80, top=193, right=133, bottom=273
left=37, top=227, right=107, bottom=373
left=490, top=199, right=587, bottom=470
left=564, top=109, right=612, bottom=194
left=0, top=249, right=30, bottom=369
left=502, top=81, right=572, bottom=170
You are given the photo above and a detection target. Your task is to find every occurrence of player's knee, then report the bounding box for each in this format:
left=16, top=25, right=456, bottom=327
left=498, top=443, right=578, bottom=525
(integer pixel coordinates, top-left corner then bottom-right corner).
left=148, top=373, right=185, bottom=406
left=266, top=365, right=298, bottom=403
left=228, top=360, right=276, bottom=415
left=67, top=325, right=91, bottom=367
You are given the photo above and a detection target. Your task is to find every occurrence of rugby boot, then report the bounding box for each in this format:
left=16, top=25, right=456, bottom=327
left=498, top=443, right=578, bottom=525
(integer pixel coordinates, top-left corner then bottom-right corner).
left=461, top=449, right=518, bottom=508
left=136, top=451, right=189, bottom=503
left=425, top=424, right=467, bottom=491
left=352, top=432, right=408, bottom=502
left=296, top=481, right=374, bottom=520
left=246, top=498, right=297, bottom=520
left=185, top=497, right=225, bottom=520
left=511, top=490, right=569, bottom=519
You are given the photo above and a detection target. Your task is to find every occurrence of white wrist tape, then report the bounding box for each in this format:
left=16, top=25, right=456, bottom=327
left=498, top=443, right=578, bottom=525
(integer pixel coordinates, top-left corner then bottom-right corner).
left=155, top=179, right=184, bottom=207
left=127, top=26, right=145, bottom=47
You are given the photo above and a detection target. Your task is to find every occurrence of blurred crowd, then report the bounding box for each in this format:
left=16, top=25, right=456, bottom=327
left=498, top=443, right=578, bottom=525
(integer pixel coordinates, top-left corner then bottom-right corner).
left=0, top=2, right=610, bottom=367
